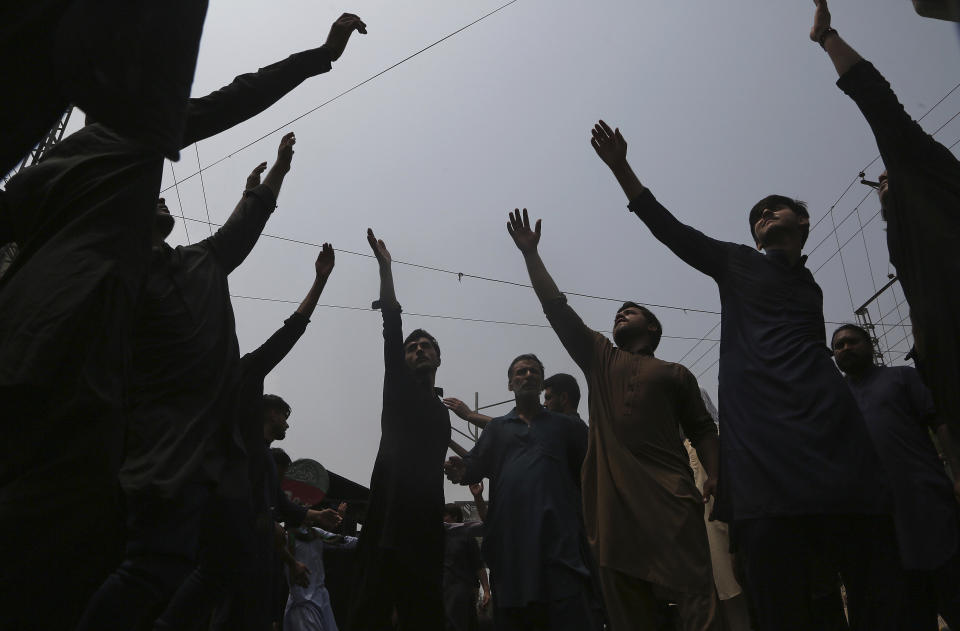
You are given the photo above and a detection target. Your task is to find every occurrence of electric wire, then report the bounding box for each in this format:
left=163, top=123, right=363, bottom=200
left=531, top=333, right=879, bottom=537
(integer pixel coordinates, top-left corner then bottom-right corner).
left=195, top=144, right=214, bottom=237
left=228, top=294, right=720, bottom=341
left=160, top=0, right=521, bottom=195
left=180, top=216, right=723, bottom=316
left=168, top=162, right=191, bottom=244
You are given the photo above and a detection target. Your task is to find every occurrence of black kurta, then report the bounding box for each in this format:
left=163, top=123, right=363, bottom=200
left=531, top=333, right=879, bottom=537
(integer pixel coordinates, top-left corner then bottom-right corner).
left=0, top=44, right=333, bottom=631
left=122, top=185, right=276, bottom=498
left=350, top=305, right=451, bottom=630
left=363, top=305, right=452, bottom=548
left=837, top=60, right=960, bottom=436
left=628, top=190, right=889, bottom=523
left=0, top=0, right=208, bottom=176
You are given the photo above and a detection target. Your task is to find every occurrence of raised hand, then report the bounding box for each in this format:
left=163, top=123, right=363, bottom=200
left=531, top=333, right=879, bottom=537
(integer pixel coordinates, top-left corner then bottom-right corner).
left=443, top=456, right=466, bottom=484
left=443, top=397, right=472, bottom=420
left=469, top=481, right=484, bottom=498
left=810, top=0, right=832, bottom=43
left=591, top=120, right=627, bottom=171
left=337, top=502, right=348, bottom=518
left=324, top=13, right=367, bottom=61
left=315, top=243, right=335, bottom=279
left=366, top=228, right=392, bottom=267
left=507, top=208, right=541, bottom=255
left=246, top=162, right=268, bottom=190
left=276, top=132, right=296, bottom=171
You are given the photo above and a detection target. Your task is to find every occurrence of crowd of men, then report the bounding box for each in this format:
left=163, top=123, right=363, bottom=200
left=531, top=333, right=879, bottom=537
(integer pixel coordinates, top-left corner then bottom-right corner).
left=1, top=0, right=960, bottom=630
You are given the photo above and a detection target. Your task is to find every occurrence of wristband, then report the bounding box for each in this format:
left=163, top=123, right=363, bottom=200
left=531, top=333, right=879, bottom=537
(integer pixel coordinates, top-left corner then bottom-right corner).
left=818, top=27, right=838, bottom=47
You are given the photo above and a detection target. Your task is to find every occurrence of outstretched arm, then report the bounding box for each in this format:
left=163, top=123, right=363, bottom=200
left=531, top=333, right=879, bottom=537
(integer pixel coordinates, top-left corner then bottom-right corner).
left=241, top=244, right=334, bottom=379
left=591, top=120, right=729, bottom=278
left=368, top=229, right=398, bottom=310
left=814, top=0, right=950, bottom=169
left=449, top=438, right=470, bottom=458
left=507, top=209, right=596, bottom=369
left=205, top=133, right=296, bottom=273
left=810, top=0, right=861, bottom=77
left=182, top=13, right=366, bottom=145
left=444, top=398, right=492, bottom=429
left=297, top=244, right=335, bottom=318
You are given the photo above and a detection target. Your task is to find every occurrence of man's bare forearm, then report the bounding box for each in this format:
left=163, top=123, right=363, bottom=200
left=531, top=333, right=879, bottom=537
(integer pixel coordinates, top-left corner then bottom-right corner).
left=449, top=439, right=470, bottom=458
left=297, top=275, right=328, bottom=318
left=694, top=435, right=720, bottom=483
left=821, top=31, right=863, bottom=77
left=262, top=163, right=289, bottom=202
left=377, top=263, right=399, bottom=309
left=609, top=160, right=647, bottom=203
left=521, top=250, right=563, bottom=306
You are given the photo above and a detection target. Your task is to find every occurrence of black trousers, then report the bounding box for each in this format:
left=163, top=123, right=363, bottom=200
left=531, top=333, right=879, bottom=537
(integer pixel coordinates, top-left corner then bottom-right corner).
left=349, top=543, right=445, bottom=631
left=900, top=543, right=960, bottom=631
left=734, top=514, right=904, bottom=631
left=75, top=483, right=211, bottom=631
left=445, top=581, right=479, bottom=631
left=0, top=401, right=123, bottom=631
left=154, top=494, right=262, bottom=631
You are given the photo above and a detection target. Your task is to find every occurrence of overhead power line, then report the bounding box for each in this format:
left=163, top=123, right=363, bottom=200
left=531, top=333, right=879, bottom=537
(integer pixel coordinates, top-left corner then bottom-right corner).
left=229, top=293, right=721, bottom=342
left=160, top=0, right=521, bottom=195
left=180, top=216, right=722, bottom=316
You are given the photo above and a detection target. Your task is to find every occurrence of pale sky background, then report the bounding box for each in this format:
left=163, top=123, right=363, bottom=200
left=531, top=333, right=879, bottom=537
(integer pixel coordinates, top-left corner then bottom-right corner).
left=71, top=1, right=960, bottom=501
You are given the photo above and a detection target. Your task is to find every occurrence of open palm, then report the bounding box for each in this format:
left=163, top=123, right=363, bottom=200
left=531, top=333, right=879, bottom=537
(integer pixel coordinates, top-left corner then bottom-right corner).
left=507, top=208, right=541, bottom=254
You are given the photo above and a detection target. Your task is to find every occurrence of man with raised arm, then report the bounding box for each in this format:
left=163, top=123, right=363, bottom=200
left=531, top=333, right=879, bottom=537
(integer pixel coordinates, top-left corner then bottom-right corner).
left=76, top=134, right=300, bottom=631
left=157, top=244, right=342, bottom=630
left=810, top=0, right=960, bottom=442
left=591, top=120, right=900, bottom=628
left=444, top=353, right=599, bottom=631
left=0, top=15, right=366, bottom=629
left=349, top=229, right=452, bottom=631
left=504, top=209, right=721, bottom=630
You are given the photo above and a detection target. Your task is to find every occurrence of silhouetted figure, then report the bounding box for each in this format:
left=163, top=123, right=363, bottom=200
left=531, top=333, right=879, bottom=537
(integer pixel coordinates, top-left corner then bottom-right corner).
left=75, top=134, right=297, bottom=631
left=0, top=17, right=364, bottom=630
left=349, top=229, right=452, bottom=631
left=813, top=0, right=960, bottom=445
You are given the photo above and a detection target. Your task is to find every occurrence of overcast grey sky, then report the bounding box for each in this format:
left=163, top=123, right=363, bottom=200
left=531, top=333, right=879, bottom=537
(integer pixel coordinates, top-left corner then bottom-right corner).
left=113, top=1, right=960, bottom=501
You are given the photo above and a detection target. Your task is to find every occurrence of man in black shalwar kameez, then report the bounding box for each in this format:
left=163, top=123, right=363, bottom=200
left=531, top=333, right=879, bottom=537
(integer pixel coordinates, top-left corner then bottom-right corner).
left=74, top=133, right=297, bottom=631
left=349, top=229, right=452, bottom=631
left=0, top=15, right=365, bottom=631
left=812, top=0, right=960, bottom=437
left=156, top=243, right=341, bottom=630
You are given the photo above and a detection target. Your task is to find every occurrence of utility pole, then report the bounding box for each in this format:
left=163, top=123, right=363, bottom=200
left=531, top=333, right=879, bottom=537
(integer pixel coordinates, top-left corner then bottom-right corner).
left=853, top=275, right=904, bottom=366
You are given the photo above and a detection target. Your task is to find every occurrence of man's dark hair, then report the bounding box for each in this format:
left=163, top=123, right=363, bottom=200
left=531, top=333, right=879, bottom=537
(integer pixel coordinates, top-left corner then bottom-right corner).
left=271, top=447, right=292, bottom=470
left=831, top=323, right=871, bottom=348
left=262, top=393, right=291, bottom=419
left=748, top=195, right=810, bottom=247
left=403, top=328, right=440, bottom=357
left=616, top=302, right=663, bottom=352
left=507, top=353, right=545, bottom=380
left=443, top=502, right=462, bottom=522
left=543, top=373, right=581, bottom=409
